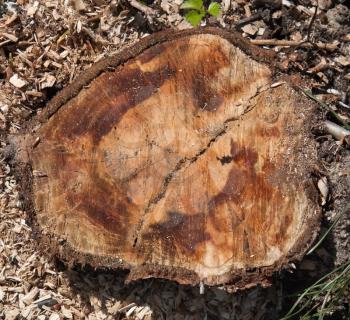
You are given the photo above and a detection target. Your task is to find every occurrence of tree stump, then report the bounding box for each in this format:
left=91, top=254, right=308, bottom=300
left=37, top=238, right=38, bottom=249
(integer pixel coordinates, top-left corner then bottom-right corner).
left=11, top=28, right=320, bottom=288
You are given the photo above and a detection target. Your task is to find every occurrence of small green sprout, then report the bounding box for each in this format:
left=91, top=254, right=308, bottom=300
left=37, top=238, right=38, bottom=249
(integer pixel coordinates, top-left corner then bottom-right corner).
left=180, top=0, right=221, bottom=27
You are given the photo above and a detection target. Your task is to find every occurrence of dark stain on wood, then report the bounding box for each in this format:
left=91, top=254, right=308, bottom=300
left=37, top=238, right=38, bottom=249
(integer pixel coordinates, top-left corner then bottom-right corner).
left=144, top=211, right=210, bottom=256
left=216, top=155, right=234, bottom=165
left=63, top=65, right=177, bottom=143
left=138, top=42, right=168, bottom=64
left=188, top=43, right=229, bottom=111
left=72, top=176, right=131, bottom=236
left=144, top=138, right=293, bottom=260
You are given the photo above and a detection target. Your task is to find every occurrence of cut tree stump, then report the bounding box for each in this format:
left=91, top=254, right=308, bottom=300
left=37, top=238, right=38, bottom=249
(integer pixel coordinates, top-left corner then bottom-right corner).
left=10, top=28, right=320, bottom=288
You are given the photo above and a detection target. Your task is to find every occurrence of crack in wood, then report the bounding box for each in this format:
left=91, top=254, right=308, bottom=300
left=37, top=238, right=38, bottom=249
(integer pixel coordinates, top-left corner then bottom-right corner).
left=132, top=86, right=270, bottom=248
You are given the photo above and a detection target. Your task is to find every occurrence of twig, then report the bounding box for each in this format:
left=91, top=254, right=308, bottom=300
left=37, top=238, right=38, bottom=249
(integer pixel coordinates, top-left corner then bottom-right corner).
left=324, top=120, right=350, bottom=141
left=236, top=9, right=270, bottom=29
left=338, top=101, right=350, bottom=110
left=5, top=13, right=18, bottom=26
left=235, top=13, right=262, bottom=28
left=128, top=0, right=157, bottom=16
left=0, top=39, right=11, bottom=47
left=306, top=5, right=318, bottom=41
left=250, top=39, right=338, bottom=51
left=307, top=57, right=329, bottom=73
left=1, top=32, right=18, bottom=42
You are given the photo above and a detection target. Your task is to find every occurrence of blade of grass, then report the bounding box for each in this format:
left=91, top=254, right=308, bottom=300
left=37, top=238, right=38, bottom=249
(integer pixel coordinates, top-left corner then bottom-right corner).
left=300, top=88, right=350, bottom=131
left=307, top=203, right=350, bottom=255
left=282, top=261, right=350, bottom=319
left=281, top=262, right=350, bottom=319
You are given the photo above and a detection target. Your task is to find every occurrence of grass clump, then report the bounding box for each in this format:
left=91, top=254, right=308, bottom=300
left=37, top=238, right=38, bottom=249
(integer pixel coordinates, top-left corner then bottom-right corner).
left=282, top=204, right=350, bottom=319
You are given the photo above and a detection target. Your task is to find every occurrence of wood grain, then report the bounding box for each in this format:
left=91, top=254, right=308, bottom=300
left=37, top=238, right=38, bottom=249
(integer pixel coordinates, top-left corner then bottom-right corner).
left=13, top=29, right=320, bottom=287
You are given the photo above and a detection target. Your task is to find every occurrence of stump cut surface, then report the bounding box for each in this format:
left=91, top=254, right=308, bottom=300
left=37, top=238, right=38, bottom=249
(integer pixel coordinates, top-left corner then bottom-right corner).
left=15, top=28, right=319, bottom=287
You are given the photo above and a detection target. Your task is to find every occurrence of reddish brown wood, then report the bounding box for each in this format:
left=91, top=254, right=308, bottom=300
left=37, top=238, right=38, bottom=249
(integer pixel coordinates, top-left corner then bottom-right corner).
left=11, top=28, right=320, bottom=288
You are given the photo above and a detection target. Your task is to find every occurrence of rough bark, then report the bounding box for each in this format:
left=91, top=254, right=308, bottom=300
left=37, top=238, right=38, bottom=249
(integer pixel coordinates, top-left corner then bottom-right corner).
left=10, top=27, right=320, bottom=288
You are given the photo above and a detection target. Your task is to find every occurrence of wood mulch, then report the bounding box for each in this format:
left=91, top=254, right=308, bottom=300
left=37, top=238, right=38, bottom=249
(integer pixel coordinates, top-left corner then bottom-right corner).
left=0, top=0, right=349, bottom=319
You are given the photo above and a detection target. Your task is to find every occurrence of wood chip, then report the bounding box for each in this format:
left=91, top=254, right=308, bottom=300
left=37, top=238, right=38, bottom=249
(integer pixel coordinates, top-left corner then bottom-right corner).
left=126, top=305, right=137, bottom=317
left=9, top=74, right=27, bottom=88
left=61, top=306, right=73, bottom=319
left=244, top=4, right=252, bottom=17
left=0, top=289, right=5, bottom=301
left=317, top=177, right=329, bottom=206
left=26, top=91, right=44, bottom=97
left=257, top=27, right=265, bottom=36
left=20, top=306, right=34, bottom=318
left=242, top=24, right=258, bottom=35
left=40, top=74, right=56, bottom=89
left=334, top=55, right=350, bottom=66
left=46, top=50, right=62, bottom=61
left=307, top=57, right=328, bottom=73
left=5, top=13, right=18, bottom=26
left=49, top=313, right=60, bottom=320
left=27, top=1, right=40, bottom=17
left=1, top=33, right=18, bottom=43
left=21, top=287, right=39, bottom=305
left=128, top=0, right=158, bottom=15
left=118, top=303, right=136, bottom=313
left=4, top=309, right=20, bottom=320
left=72, top=0, right=87, bottom=11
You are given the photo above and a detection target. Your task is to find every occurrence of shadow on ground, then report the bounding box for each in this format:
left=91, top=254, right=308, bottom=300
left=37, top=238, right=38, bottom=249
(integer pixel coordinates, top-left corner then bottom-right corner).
left=62, top=263, right=280, bottom=320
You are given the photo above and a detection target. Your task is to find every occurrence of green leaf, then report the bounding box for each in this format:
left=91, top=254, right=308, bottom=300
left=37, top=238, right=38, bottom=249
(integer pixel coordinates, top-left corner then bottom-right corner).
left=185, top=10, right=205, bottom=26
left=207, top=2, right=221, bottom=18
left=180, top=0, right=203, bottom=11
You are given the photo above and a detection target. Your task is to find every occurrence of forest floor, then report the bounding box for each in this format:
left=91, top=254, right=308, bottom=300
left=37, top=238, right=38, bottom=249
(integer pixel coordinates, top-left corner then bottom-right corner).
left=0, top=0, right=350, bottom=319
